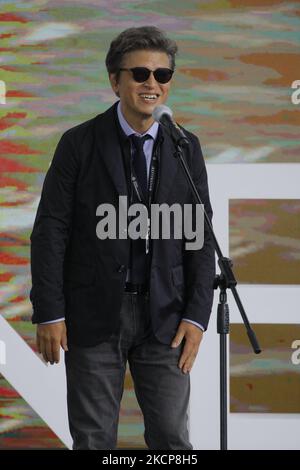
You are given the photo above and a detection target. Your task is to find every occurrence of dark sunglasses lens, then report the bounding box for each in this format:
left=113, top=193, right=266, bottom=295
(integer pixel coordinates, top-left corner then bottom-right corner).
left=154, top=68, right=173, bottom=83
left=130, top=67, right=173, bottom=83
left=131, top=68, right=150, bottom=82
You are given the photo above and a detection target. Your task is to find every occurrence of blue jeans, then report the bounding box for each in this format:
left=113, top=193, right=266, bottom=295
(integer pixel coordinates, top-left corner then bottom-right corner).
left=65, top=292, right=192, bottom=450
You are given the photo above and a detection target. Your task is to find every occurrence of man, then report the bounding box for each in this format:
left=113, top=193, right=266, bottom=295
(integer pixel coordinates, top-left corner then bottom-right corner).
left=30, top=26, right=215, bottom=450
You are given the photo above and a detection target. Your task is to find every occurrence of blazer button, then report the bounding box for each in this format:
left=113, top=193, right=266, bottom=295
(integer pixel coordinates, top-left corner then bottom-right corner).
left=118, top=264, right=126, bottom=273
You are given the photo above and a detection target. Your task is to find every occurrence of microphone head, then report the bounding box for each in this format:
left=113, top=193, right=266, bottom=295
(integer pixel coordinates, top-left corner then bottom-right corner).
left=152, top=105, right=173, bottom=123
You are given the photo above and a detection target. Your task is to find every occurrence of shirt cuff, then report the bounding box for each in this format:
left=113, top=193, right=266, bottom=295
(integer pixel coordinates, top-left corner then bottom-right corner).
left=181, top=318, right=205, bottom=332
left=39, top=317, right=65, bottom=325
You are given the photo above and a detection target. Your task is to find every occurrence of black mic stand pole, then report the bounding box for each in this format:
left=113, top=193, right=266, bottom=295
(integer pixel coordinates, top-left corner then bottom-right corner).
left=171, top=136, right=261, bottom=450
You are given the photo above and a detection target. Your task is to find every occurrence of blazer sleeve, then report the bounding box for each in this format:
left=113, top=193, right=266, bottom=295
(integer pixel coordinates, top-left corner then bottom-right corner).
left=30, top=131, right=79, bottom=323
left=182, top=134, right=216, bottom=330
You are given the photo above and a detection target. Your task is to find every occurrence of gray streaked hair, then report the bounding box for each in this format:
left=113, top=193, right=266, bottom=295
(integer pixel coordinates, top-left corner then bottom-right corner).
left=105, top=26, right=178, bottom=77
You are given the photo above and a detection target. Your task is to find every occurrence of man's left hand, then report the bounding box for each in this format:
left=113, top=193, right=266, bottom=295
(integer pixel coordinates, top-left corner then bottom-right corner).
left=171, top=320, right=203, bottom=374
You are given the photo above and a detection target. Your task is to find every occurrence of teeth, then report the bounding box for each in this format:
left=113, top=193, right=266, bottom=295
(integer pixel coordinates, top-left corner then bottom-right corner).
left=140, top=95, right=157, bottom=99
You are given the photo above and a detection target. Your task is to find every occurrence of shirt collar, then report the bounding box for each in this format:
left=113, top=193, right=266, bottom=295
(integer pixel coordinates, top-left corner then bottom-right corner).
left=117, top=101, right=159, bottom=140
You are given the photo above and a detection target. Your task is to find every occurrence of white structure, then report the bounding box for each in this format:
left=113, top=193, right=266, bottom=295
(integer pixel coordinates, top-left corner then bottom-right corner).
left=190, top=164, right=300, bottom=450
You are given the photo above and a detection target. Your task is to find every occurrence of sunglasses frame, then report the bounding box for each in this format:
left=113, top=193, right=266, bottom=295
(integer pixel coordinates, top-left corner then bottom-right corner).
left=119, top=67, right=174, bottom=84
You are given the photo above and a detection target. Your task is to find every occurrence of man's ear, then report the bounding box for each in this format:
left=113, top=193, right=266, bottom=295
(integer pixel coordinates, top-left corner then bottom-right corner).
left=109, top=73, right=120, bottom=97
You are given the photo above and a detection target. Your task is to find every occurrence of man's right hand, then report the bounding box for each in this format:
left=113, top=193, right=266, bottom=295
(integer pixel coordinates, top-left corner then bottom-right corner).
left=36, top=321, right=68, bottom=364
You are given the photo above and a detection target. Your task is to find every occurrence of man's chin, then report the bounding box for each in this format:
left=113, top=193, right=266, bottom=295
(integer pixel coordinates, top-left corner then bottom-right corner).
left=138, top=105, right=156, bottom=119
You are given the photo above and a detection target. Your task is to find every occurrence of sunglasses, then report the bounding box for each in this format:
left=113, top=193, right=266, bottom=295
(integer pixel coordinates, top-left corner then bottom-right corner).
left=119, top=67, right=174, bottom=84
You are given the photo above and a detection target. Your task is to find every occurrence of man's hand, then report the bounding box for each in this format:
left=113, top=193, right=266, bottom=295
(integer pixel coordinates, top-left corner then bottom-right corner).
left=36, top=321, right=68, bottom=365
left=171, top=320, right=203, bottom=374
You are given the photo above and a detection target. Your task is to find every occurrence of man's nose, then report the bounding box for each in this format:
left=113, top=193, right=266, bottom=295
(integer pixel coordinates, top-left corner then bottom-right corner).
left=144, top=71, right=157, bottom=87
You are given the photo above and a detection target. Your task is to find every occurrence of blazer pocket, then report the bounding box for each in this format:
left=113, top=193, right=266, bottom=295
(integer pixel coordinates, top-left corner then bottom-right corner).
left=64, top=263, right=96, bottom=285
left=172, top=264, right=184, bottom=287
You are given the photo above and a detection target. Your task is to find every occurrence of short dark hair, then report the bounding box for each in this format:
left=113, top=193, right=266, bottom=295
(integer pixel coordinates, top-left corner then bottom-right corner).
left=105, top=26, right=178, bottom=76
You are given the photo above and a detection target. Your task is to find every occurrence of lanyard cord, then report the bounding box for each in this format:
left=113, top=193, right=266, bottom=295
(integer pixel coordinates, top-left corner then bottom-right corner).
left=129, top=143, right=159, bottom=209
left=129, top=139, right=161, bottom=255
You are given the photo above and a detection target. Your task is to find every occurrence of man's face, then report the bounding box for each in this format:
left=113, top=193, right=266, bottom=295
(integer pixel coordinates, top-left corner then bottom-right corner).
left=109, top=49, right=172, bottom=127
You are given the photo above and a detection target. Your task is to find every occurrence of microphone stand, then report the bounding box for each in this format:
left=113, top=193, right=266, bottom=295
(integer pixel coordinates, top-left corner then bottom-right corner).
left=171, top=136, right=261, bottom=450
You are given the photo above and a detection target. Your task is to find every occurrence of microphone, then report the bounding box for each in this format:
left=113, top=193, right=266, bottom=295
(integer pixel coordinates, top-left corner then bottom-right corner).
left=152, top=105, right=190, bottom=147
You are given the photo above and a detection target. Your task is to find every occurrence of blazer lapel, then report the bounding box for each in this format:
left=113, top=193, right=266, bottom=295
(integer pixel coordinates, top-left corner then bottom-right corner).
left=155, top=129, right=180, bottom=204
left=94, top=103, right=128, bottom=197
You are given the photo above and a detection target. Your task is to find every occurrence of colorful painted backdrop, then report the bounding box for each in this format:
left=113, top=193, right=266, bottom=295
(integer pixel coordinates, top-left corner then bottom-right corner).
left=0, top=0, right=299, bottom=448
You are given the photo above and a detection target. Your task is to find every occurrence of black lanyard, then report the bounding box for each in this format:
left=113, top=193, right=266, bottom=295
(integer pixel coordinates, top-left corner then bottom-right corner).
left=129, top=141, right=159, bottom=253
left=129, top=142, right=158, bottom=209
